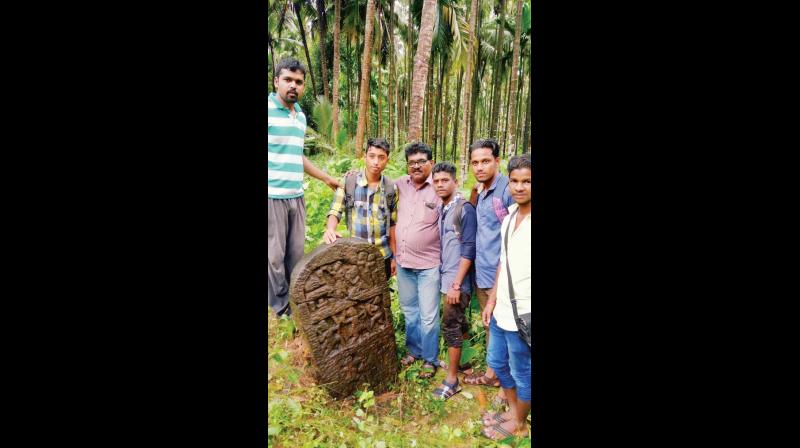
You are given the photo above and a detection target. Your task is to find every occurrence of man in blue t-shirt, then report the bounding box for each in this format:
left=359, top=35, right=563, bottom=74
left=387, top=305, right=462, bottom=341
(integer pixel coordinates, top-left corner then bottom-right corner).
left=462, top=139, right=514, bottom=401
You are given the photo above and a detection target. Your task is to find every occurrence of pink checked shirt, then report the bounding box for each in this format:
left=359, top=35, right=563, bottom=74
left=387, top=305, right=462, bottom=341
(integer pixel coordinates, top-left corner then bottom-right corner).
left=393, top=174, right=442, bottom=269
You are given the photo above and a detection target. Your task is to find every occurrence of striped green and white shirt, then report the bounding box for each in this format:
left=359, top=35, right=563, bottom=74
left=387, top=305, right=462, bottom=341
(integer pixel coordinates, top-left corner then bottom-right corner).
left=267, top=92, right=306, bottom=199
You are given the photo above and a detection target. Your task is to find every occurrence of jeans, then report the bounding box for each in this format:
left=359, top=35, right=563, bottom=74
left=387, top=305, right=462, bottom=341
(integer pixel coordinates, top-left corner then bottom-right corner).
left=396, top=264, right=441, bottom=365
left=487, top=317, right=532, bottom=402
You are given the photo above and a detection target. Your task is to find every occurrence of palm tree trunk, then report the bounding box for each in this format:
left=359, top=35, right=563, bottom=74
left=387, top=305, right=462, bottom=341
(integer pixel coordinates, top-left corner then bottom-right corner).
left=331, top=0, right=342, bottom=142
left=522, top=81, right=531, bottom=154
left=506, top=0, right=523, bottom=156
left=514, top=60, right=526, bottom=155
left=459, top=0, right=479, bottom=185
left=425, top=60, right=434, bottom=144
left=452, top=66, right=463, bottom=162
left=293, top=0, right=318, bottom=98
left=440, top=71, right=449, bottom=161
left=377, top=64, right=382, bottom=137
left=434, top=54, right=444, bottom=158
left=316, top=0, right=330, bottom=100
left=489, top=0, right=505, bottom=139
left=407, top=0, right=438, bottom=142
left=354, top=0, right=377, bottom=155
left=388, top=0, right=396, bottom=147
left=406, top=0, right=413, bottom=139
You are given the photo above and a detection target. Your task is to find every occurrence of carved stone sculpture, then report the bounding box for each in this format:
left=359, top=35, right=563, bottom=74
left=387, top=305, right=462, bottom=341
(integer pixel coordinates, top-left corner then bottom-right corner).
left=289, top=238, right=398, bottom=398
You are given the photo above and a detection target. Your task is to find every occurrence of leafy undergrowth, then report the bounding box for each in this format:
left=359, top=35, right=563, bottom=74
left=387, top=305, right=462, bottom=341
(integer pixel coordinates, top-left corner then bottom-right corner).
left=268, top=287, right=532, bottom=448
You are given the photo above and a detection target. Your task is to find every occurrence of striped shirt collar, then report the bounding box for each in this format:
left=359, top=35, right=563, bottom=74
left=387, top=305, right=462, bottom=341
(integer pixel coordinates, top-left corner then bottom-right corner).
left=269, top=92, right=302, bottom=113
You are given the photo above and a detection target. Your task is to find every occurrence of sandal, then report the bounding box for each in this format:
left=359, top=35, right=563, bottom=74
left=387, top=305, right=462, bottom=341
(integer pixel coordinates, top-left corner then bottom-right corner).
left=482, top=411, right=509, bottom=426
left=400, top=354, right=418, bottom=367
left=463, top=371, right=501, bottom=387
left=432, top=379, right=461, bottom=400
left=481, top=422, right=515, bottom=440
left=418, top=362, right=437, bottom=379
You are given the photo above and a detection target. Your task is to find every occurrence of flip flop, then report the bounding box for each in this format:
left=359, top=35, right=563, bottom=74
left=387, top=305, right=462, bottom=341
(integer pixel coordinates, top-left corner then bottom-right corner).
left=481, top=422, right=515, bottom=441
left=432, top=379, right=461, bottom=400
left=482, top=411, right=509, bottom=426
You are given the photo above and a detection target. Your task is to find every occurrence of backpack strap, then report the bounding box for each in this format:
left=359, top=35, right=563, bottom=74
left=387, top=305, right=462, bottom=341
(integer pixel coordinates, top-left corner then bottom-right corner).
left=343, top=172, right=358, bottom=233
left=492, top=176, right=511, bottom=224
left=452, top=199, right=466, bottom=240
left=382, top=175, right=395, bottom=213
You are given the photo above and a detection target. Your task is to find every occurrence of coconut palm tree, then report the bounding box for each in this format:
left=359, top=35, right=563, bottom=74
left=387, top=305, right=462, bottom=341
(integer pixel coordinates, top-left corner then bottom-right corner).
left=407, top=0, right=441, bottom=143
left=458, top=0, right=478, bottom=184
left=506, top=0, right=523, bottom=156
left=331, top=0, right=342, bottom=142
left=292, top=0, right=319, bottom=97
left=354, top=0, right=377, bottom=155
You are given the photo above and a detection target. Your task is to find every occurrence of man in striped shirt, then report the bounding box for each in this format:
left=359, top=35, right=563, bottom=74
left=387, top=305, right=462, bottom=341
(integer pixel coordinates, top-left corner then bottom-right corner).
left=268, top=58, right=339, bottom=317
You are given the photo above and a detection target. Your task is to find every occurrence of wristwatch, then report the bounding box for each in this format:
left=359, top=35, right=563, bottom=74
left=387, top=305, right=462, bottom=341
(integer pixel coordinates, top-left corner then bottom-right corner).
left=450, top=282, right=461, bottom=291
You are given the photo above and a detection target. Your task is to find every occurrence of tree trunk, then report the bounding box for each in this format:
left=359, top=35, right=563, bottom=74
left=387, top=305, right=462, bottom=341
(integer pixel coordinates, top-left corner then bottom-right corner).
left=469, top=32, right=485, bottom=148
left=388, top=0, right=396, bottom=147
left=522, top=82, right=531, bottom=154
left=459, top=0, right=479, bottom=185
left=506, top=0, right=523, bottom=156
left=407, top=0, right=438, bottom=142
left=331, top=0, right=342, bottom=142
left=489, top=0, right=505, bottom=139
left=316, top=0, right=330, bottom=100
left=434, top=54, right=445, bottom=158
left=294, top=1, right=318, bottom=98
left=355, top=0, right=377, bottom=156
left=514, top=60, right=526, bottom=155
left=440, top=71, right=449, bottom=161
left=267, top=30, right=275, bottom=93
left=425, top=59, right=434, bottom=144
left=377, top=63, right=382, bottom=137
left=452, top=66, right=463, bottom=162
left=406, top=0, right=413, bottom=140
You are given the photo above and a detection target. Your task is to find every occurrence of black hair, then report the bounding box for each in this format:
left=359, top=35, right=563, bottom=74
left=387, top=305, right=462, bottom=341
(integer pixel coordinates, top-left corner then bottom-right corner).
left=274, top=58, right=307, bottom=78
left=468, top=138, right=501, bottom=160
left=432, top=162, right=457, bottom=179
left=508, top=152, right=532, bottom=174
left=366, top=137, right=391, bottom=155
left=404, top=141, right=433, bottom=161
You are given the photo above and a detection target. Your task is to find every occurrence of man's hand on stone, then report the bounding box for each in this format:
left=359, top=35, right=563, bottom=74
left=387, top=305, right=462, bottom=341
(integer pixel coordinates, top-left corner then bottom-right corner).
left=323, top=228, right=341, bottom=244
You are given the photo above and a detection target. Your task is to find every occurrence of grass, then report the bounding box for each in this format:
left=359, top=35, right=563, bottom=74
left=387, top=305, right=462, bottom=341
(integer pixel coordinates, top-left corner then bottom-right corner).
left=267, top=283, right=532, bottom=448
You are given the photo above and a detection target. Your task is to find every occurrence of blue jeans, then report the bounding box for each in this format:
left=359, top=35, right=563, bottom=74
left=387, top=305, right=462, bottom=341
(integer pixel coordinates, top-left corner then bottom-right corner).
left=487, top=317, right=532, bottom=402
left=396, top=265, right=441, bottom=366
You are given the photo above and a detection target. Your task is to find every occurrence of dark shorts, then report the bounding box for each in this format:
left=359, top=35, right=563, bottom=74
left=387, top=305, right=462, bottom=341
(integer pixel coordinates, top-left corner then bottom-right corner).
left=442, top=291, right=472, bottom=348
left=475, top=287, right=492, bottom=311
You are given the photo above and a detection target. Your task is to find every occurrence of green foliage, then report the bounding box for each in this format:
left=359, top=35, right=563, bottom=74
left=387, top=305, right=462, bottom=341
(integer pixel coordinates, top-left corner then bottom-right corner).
left=312, top=95, right=333, bottom=142
left=522, top=1, right=532, bottom=35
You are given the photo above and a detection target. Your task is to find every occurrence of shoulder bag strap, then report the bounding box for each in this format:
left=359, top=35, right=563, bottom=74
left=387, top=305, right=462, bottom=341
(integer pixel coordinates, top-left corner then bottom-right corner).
left=504, top=208, right=521, bottom=324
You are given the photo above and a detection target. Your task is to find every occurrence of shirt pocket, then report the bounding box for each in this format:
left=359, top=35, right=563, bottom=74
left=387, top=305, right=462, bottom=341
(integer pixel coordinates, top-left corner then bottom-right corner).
left=422, top=201, right=439, bottom=225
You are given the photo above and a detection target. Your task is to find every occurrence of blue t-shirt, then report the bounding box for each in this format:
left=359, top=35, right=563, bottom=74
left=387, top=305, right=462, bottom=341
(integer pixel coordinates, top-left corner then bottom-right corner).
left=474, top=174, right=514, bottom=288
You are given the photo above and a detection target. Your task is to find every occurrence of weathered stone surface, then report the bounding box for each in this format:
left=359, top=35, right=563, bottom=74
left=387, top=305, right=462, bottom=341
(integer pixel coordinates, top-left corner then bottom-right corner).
left=289, top=238, right=398, bottom=399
